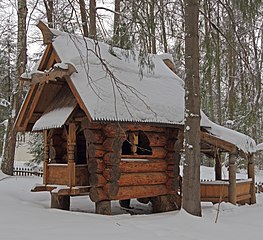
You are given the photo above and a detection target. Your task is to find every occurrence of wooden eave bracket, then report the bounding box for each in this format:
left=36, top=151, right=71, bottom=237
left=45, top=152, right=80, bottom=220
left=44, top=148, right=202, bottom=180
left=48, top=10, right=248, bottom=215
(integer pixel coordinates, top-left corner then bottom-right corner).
left=36, top=21, right=56, bottom=45
left=20, top=63, right=78, bottom=84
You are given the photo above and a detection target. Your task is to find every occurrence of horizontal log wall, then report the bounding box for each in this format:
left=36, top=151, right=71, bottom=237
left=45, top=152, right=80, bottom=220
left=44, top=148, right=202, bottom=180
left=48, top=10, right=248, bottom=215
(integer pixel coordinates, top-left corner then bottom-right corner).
left=82, top=121, right=182, bottom=203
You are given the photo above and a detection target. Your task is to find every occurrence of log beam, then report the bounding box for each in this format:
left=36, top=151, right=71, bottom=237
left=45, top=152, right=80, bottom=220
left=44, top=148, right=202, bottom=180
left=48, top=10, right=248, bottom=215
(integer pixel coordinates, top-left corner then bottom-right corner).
left=119, top=159, right=167, bottom=173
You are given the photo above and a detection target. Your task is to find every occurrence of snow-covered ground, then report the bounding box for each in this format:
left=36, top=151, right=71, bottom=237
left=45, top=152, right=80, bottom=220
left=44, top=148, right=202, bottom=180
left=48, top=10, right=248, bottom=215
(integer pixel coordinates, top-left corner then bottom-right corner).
left=0, top=167, right=263, bottom=240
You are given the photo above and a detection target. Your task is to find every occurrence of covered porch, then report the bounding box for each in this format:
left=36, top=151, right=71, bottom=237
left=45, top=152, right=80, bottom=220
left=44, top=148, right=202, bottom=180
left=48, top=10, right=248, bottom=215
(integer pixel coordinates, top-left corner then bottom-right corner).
left=200, top=131, right=256, bottom=205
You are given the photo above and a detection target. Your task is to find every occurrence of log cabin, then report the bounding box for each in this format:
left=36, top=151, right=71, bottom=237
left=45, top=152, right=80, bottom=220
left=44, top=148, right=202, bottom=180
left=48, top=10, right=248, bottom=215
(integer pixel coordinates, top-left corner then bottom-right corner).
left=15, top=22, right=256, bottom=215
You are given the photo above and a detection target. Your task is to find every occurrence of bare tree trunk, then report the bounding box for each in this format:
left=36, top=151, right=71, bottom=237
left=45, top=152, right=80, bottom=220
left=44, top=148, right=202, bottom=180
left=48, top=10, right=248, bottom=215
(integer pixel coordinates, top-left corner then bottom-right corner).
left=149, top=0, right=156, bottom=54
left=114, top=0, right=120, bottom=35
left=43, top=0, right=54, bottom=28
left=89, top=0, right=96, bottom=39
left=79, top=0, right=89, bottom=37
left=203, top=0, right=214, bottom=121
left=182, top=0, right=201, bottom=217
left=112, top=0, right=121, bottom=46
left=215, top=1, right=222, bottom=125
left=159, top=2, right=168, bottom=53
left=1, top=0, right=27, bottom=175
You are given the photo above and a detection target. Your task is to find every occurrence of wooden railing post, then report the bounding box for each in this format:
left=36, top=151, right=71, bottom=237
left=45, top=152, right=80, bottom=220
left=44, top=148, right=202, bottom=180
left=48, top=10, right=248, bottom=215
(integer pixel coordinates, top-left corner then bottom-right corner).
left=43, top=130, right=49, bottom=185
left=228, top=154, right=236, bottom=205
left=248, top=154, right=256, bottom=204
left=68, top=123, right=76, bottom=187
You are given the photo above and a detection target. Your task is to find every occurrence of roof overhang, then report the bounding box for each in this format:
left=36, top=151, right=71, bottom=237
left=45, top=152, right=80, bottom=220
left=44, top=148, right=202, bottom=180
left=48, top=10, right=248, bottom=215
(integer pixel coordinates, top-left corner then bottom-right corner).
left=32, top=106, right=75, bottom=131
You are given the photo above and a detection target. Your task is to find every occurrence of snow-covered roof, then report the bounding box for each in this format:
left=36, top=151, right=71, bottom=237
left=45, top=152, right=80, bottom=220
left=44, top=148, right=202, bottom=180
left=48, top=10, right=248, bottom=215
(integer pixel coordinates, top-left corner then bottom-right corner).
left=29, top=27, right=256, bottom=153
left=50, top=31, right=186, bottom=125
left=33, top=106, right=74, bottom=131
left=201, top=113, right=256, bottom=153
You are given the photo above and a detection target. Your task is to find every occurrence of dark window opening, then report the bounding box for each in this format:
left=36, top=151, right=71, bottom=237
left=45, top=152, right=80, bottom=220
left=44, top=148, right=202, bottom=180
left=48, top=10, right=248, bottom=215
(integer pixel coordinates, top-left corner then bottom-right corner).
left=121, top=130, right=152, bottom=155
left=122, top=140, right=132, bottom=155
left=137, top=131, right=152, bottom=155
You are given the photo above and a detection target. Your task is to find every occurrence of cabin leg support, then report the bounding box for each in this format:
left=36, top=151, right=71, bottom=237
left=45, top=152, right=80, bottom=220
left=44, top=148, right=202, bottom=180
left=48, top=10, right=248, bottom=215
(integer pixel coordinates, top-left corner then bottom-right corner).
left=51, top=193, right=70, bottom=210
left=151, top=194, right=181, bottom=213
left=96, top=200, right=111, bottom=215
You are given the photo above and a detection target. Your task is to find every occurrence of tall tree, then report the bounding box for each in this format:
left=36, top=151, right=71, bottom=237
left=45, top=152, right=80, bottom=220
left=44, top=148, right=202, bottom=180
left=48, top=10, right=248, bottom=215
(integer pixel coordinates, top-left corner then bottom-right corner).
left=89, top=0, right=96, bottom=39
left=43, top=0, right=54, bottom=28
left=1, top=0, right=27, bottom=175
left=182, top=0, right=201, bottom=216
left=79, top=0, right=89, bottom=37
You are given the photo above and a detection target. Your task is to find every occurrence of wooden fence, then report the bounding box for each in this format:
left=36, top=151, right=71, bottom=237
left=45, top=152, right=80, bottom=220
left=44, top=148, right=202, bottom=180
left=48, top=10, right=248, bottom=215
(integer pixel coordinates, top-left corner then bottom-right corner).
left=13, top=167, right=43, bottom=177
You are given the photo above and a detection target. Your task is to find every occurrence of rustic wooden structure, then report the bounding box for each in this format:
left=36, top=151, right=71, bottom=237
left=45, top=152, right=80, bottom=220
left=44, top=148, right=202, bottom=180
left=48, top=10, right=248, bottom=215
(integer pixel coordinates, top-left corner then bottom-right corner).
left=199, top=132, right=256, bottom=205
left=15, top=22, right=256, bottom=215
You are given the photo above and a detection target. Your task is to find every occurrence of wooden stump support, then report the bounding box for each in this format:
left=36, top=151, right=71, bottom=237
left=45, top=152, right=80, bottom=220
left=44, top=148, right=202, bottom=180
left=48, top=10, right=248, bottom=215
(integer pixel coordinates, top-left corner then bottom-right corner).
left=95, top=200, right=111, bottom=215
left=51, top=193, right=70, bottom=210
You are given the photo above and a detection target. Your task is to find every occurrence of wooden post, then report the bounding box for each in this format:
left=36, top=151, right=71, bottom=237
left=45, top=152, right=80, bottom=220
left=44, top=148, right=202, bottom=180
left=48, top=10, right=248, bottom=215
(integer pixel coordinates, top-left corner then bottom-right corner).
left=43, top=130, right=49, bottom=185
left=215, top=153, right=222, bottom=180
left=95, top=200, right=111, bottom=215
left=228, top=154, right=236, bottom=205
left=68, top=123, right=76, bottom=187
left=51, top=193, right=70, bottom=210
left=248, top=154, right=256, bottom=204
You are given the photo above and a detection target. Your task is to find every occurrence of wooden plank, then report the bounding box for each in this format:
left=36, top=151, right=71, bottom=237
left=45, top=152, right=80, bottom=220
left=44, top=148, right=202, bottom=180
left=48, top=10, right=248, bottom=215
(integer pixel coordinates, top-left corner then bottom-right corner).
left=31, top=185, right=57, bottom=192
left=15, top=85, right=37, bottom=131
left=56, top=186, right=91, bottom=196
left=23, top=83, right=45, bottom=130
left=47, top=164, right=69, bottom=185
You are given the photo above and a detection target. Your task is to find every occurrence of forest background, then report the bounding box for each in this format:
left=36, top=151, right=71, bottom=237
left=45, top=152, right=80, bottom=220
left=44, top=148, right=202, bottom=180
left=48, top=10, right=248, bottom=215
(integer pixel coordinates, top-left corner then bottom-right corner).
left=0, top=0, right=263, bottom=170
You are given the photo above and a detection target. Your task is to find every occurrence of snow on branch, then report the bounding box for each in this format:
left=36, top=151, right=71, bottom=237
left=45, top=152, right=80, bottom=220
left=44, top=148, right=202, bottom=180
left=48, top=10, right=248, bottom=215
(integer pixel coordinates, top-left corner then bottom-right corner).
left=0, top=98, right=10, bottom=108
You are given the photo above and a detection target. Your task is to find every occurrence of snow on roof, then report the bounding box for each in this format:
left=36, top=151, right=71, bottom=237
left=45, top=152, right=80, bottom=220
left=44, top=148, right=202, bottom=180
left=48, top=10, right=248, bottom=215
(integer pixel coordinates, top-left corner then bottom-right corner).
left=34, top=29, right=256, bottom=153
left=201, top=113, right=256, bottom=153
left=51, top=32, right=185, bottom=124
left=32, top=106, right=74, bottom=131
